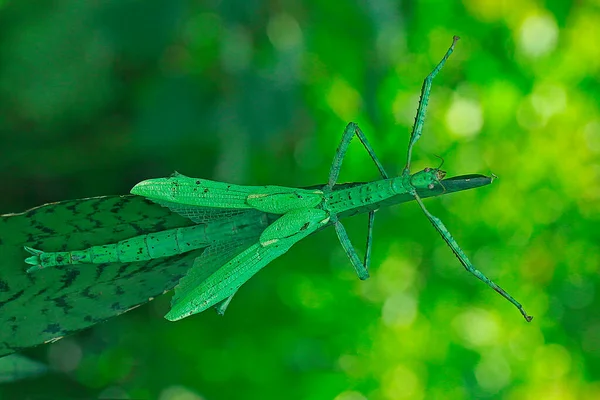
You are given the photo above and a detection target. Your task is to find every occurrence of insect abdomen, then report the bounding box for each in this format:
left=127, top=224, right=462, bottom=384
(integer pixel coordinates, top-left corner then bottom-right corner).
left=25, top=225, right=209, bottom=270
left=118, top=225, right=207, bottom=262
left=326, top=179, right=396, bottom=214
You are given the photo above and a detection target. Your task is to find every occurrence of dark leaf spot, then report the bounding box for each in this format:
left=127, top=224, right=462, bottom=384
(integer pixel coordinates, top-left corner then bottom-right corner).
left=43, top=324, right=61, bottom=334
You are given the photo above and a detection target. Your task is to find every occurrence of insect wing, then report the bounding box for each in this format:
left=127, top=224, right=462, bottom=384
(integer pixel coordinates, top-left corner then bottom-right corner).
left=170, top=234, right=261, bottom=316
left=166, top=241, right=289, bottom=321
left=146, top=199, right=252, bottom=223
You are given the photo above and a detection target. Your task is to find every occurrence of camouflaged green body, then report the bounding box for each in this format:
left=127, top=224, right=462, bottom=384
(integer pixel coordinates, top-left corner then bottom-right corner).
left=165, top=207, right=330, bottom=320
left=130, top=173, right=325, bottom=213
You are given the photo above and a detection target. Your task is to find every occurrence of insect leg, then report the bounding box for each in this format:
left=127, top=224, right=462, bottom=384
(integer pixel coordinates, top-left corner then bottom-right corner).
left=332, top=215, right=370, bottom=280
left=326, top=122, right=389, bottom=190
left=403, top=36, right=459, bottom=175
left=326, top=122, right=388, bottom=263
left=364, top=210, right=375, bottom=272
left=214, top=291, right=237, bottom=315
left=413, top=194, right=533, bottom=322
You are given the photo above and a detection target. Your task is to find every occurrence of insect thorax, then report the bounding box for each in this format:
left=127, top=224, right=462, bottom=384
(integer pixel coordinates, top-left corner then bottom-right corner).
left=408, top=168, right=446, bottom=190
left=325, top=179, right=398, bottom=215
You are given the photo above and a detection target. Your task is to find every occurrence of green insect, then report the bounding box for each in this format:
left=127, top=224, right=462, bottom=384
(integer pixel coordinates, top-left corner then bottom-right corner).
left=0, top=175, right=489, bottom=357
left=23, top=36, right=532, bottom=323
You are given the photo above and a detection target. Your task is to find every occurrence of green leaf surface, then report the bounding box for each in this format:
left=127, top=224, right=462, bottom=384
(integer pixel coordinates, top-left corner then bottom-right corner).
left=0, top=195, right=197, bottom=357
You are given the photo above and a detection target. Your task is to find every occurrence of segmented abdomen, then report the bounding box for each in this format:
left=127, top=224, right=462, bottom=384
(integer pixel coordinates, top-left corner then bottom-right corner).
left=34, top=225, right=208, bottom=268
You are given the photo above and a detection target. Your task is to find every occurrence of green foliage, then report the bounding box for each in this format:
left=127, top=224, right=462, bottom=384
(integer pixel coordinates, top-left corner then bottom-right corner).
left=0, top=0, right=598, bottom=399
left=0, top=196, right=197, bottom=356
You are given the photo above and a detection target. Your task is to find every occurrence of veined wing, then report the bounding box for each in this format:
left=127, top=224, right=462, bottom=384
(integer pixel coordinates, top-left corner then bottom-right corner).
left=130, top=172, right=318, bottom=210
left=166, top=207, right=329, bottom=321
left=150, top=202, right=253, bottom=223
left=170, top=234, right=261, bottom=315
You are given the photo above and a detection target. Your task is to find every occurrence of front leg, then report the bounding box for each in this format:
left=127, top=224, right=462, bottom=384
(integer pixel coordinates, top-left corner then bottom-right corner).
left=326, top=122, right=389, bottom=190
left=403, top=36, right=459, bottom=175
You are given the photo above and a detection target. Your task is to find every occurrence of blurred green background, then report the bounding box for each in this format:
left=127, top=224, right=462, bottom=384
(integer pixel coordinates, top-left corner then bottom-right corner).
left=1, top=0, right=599, bottom=399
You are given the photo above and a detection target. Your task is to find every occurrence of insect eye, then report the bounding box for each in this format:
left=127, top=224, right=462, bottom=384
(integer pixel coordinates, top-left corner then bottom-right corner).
left=428, top=183, right=434, bottom=189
